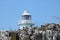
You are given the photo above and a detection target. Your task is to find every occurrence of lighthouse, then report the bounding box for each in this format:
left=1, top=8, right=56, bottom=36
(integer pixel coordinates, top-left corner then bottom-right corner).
left=19, top=11, right=34, bottom=29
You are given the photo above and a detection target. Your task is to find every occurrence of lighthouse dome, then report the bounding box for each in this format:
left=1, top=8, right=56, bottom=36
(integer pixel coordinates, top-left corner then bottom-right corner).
left=22, top=11, right=31, bottom=15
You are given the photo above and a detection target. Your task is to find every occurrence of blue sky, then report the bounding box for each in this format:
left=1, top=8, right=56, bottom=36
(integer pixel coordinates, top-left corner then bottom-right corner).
left=0, top=0, right=60, bottom=30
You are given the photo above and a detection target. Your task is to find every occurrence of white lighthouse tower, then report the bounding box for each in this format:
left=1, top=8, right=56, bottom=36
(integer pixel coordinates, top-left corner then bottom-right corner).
left=19, top=11, right=34, bottom=29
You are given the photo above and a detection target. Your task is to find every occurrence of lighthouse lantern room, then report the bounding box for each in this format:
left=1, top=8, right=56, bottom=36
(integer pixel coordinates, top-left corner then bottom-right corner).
left=19, top=11, right=34, bottom=29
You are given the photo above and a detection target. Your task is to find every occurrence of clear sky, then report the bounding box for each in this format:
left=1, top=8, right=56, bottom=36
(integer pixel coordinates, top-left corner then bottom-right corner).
left=0, top=0, right=60, bottom=30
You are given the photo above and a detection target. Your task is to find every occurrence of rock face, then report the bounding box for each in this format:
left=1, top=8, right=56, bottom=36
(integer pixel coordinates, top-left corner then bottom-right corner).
left=0, top=31, right=11, bottom=40
left=31, top=32, right=42, bottom=40
left=16, top=23, right=60, bottom=40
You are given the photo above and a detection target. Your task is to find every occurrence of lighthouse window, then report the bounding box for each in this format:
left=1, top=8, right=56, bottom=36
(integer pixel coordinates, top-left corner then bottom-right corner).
left=25, top=15, right=30, bottom=20
left=22, top=15, right=31, bottom=20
